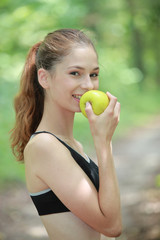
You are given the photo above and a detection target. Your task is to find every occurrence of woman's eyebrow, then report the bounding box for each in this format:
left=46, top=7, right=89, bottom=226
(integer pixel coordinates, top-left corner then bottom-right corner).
left=68, top=66, right=99, bottom=70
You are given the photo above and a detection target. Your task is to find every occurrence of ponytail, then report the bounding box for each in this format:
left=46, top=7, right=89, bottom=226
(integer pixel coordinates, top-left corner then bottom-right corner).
left=10, top=42, right=44, bottom=162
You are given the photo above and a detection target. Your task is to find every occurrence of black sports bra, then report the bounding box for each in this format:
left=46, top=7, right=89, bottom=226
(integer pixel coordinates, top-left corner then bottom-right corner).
left=29, top=131, right=99, bottom=216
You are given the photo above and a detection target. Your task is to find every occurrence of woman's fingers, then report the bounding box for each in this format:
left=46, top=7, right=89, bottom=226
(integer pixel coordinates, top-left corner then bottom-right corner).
left=105, top=92, right=120, bottom=125
left=85, top=102, right=94, bottom=120
left=106, top=92, right=118, bottom=110
left=114, top=101, right=121, bottom=123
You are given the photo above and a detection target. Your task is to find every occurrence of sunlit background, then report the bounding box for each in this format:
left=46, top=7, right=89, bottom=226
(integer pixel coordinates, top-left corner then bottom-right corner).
left=0, top=0, right=160, bottom=239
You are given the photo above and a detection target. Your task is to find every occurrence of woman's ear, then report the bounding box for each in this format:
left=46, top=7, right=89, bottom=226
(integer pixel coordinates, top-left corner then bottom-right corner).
left=38, top=68, right=50, bottom=89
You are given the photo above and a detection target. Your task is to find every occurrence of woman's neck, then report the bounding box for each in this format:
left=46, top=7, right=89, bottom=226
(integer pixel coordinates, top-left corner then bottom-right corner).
left=37, top=101, right=75, bottom=140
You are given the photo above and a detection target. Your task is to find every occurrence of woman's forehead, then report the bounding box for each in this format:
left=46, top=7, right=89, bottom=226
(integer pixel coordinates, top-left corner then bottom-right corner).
left=61, top=46, right=98, bottom=67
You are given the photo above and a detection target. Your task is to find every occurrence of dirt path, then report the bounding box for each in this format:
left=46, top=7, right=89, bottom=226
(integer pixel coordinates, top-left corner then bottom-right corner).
left=114, top=116, right=160, bottom=240
left=0, top=116, right=160, bottom=240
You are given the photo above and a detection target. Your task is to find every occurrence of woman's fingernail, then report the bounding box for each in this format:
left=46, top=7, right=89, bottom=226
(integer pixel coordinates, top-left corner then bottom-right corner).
left=85, top=102, right=90, bottom=108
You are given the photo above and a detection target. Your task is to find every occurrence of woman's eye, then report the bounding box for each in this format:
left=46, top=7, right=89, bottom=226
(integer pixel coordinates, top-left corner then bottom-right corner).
left=70, top=71, right=79, bottom=76
left=90, top=73, right=99, bottom=78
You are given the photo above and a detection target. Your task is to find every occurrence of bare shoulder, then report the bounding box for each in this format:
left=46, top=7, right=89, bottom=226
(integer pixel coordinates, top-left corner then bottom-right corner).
left=25, top=132, right=58, bottom=148
left=24, top=132, right=70, bottom=164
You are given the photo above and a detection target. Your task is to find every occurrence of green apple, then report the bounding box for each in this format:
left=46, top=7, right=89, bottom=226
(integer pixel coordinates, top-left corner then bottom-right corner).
left=80, top=90, right=109, bottom=118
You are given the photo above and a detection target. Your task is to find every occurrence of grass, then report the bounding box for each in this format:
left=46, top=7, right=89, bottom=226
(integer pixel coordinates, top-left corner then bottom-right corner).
left=0, top=79, right=160, bottom=186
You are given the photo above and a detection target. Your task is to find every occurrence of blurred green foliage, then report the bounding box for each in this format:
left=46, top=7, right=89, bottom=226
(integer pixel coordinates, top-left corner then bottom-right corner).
left=0, top=0, right=160, bottom=184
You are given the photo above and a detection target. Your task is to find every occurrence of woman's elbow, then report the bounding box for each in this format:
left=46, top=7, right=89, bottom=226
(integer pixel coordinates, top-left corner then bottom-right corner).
left=103, top=221, right=122, bottom=237
left=110, top=227, right=122, bottom=238
left=103, top=228, right=122, bottom=238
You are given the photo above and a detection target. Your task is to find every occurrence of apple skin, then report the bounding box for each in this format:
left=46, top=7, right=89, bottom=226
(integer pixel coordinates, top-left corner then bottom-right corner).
left=80, top=90, right=109, bottom=118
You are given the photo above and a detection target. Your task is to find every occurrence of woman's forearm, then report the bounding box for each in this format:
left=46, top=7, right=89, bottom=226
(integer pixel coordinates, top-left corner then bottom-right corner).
left=94, top=138, right=122, bottom=229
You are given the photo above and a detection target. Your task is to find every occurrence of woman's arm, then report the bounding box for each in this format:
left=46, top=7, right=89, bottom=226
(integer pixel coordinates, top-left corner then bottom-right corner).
left=85, top=92, right=122, bottom=236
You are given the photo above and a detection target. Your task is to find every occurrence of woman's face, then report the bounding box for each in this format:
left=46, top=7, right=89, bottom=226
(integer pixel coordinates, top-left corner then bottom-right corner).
left=46, top=46, right=99, bottom=113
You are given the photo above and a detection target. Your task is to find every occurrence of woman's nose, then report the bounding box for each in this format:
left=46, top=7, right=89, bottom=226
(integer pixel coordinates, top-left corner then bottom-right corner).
left=81, top=76, right=94, bottom=90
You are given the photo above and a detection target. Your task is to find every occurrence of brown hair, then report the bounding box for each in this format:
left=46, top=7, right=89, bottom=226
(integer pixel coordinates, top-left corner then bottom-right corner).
left=10, top=28, right=96, bottom=162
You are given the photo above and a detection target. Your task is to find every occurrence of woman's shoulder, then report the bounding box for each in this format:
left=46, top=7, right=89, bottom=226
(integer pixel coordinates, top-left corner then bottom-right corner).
left=24, top=132, right=69, bottom=161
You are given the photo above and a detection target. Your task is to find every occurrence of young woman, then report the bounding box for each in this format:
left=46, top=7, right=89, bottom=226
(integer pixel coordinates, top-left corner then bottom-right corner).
left=10, top=29, right=122, bottom=240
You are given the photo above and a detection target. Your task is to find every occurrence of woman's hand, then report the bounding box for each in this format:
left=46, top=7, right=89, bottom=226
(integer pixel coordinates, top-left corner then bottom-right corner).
left=85, top=92, right=120, bottom=143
